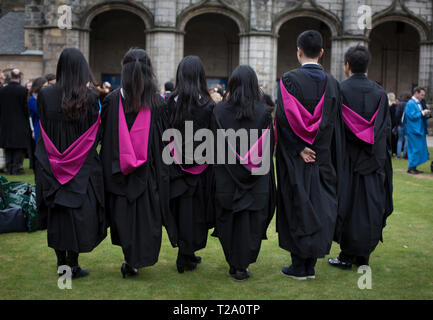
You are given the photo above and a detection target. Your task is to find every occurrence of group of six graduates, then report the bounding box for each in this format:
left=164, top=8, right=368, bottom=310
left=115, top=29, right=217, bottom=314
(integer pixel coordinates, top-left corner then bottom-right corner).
left=35, top=30, right=393, bottom=282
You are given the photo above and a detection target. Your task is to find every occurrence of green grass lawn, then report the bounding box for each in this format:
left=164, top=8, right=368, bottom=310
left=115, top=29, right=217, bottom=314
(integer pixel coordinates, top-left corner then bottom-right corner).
left=1, top=151, right=433, bottom=300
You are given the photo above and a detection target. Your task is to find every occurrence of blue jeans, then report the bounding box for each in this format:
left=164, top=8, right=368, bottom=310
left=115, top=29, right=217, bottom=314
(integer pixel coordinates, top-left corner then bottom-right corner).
left=396, top=126, right=408, bottom=158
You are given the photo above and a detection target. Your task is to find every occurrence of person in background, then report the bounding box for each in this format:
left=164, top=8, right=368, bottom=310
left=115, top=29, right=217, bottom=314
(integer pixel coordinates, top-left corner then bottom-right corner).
left=28, top=77, right=48, bottom=169
left=163, top=81, right=174, bottom=100
left=0, top=69, right=32, bottom=175
left=0, top=71, right=5, bottom=87
left=388, top=92, right=398, bottom=155
left=405, top=87, right=430, bottom=174
left=96, top=81, right=112, bottom=101
left=211, top=91, right=222, bottom=103
left=45, top=74, right=56, bottom=85
left=260, top=85, right=276, bottom=114
left=395, top=94, right=410, bottom=159
left=25, top=80, right=33, bottom=93
left=215, top=83, right=225, bottom=97
left=28, top=77, right=48, bottom=141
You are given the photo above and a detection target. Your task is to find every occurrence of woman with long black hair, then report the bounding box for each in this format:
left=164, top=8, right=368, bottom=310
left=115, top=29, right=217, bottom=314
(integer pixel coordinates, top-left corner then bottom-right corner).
left=100, top=48, right=172, bottom=278
left=166, top=56, right=215, bottom=273
left=35, top=48, right=107, bottom=278
left=212, top=65, right=276, bottom=281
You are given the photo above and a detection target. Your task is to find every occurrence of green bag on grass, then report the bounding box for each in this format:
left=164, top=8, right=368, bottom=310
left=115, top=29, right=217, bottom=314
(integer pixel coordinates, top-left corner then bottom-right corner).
left=1, top=176, right=39, bottom=232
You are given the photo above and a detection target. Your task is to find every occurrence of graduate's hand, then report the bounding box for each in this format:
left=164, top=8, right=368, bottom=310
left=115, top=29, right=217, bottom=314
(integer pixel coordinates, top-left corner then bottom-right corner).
left=299, top=147, right=316, bottom=163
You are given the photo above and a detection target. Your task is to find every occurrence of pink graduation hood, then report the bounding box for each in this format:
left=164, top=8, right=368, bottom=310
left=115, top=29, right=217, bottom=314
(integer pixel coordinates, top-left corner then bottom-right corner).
left=40, top=118, right=99, bottom=185
left=341, top=100, right=380, bottom=145
left=169, top=139, right=209, bottom=175
left=118, top=94, right=152, bottom=175
left=279, top=79, right=326, bottom=145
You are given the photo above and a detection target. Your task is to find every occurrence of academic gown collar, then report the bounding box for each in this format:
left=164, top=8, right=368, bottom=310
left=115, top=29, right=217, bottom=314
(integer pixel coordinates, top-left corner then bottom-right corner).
left=300, top=63, right=326, bottom=81
left=349, top=73, right=367, bottom=80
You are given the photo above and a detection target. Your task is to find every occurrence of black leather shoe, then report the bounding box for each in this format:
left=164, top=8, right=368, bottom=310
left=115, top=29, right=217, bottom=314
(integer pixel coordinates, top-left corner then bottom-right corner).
left=306, top=268, right=315, bottom=279
left=281, top=265, right=307, bottom=280
left=176, top=254, right=197, bottom=273
left=408, top=168, right=421, bottom=174
left=229, top=266, right=236, bottom=276
left=188, top=254, right=202, bottom=264
left=305, top=258, right=317, bottom=279
left=328, top=257, right=352, bottom=270
left=121, top=263, right=138, bottom=278
left=71, top=266, right=89, bottom=279
left=233, top=268, right=250, bottom=282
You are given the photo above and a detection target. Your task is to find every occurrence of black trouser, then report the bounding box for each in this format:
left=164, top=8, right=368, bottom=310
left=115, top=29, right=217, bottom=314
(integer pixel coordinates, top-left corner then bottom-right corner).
left=339, top=252, right=370, bottom=266
left=5, top=148, right=25, bottom=175
left=55, top=250, right=80, bottom=267
left=291, top=253, right=317, bottom=273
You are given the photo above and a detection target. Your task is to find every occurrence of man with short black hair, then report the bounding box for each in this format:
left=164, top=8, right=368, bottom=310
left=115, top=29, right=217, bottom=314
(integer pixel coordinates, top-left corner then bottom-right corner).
left=163, top=81, right=174, bottom=100
left=404, top=87, right=430, bottom=174
left=328, top=45, right=393, bottom=269
left=0, top=69, right=31, bottom=175
left=44, top=73, right=56, bottom=85
left=276, top=30, right=344, bottom=280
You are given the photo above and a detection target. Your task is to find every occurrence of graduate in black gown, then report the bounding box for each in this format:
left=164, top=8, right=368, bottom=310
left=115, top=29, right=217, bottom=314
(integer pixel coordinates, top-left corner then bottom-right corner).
left=328, top=45, right=393, bottom=269
left=100, top=49, right=172, bottom=278
left=35, top=48, right=107, bottom=279
left=212, top=65, right=276, bottom=281
left=166, top=56, right=215, bottom=273
left=275, top=30, right=344, bottom=280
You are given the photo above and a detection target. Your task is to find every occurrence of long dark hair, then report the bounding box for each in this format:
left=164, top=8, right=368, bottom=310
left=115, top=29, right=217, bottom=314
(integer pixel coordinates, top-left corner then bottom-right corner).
left=56, top=48, right=95, bottom=121
left=29, top=77, right=47, bottom=97
left=168, top=56, right=211, bottom=127
left=121, top=48, right=159, bottom=113
left=224, top=65, right=260, bottom=120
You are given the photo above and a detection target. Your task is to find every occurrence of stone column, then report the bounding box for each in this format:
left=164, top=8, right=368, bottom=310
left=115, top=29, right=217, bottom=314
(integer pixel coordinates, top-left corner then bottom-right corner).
left=146, top=30, right=183, bottom=90
left=331, top=36, right=368, bottom=81
left=42, top=28, right=81, bottom=74
left=418, top=41, right=433, bottom=100
left=147, top=0, right=181, bottom=89
left=331, top=0, right=370, bottom=81
left=240, top=33, right=278, bottom=98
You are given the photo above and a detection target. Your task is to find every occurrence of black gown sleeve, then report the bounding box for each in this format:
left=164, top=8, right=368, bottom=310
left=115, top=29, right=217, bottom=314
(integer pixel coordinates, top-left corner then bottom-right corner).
left=382, top=94, right=394, bottom=226
left=332, top=82, right=346, bottom=242
left=154, top=102, right=177, bottom=247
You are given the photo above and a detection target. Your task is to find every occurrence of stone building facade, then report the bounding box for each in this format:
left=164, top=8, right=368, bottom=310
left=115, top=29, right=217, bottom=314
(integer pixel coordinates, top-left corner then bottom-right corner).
left=1, top=0, right=433, bottom=100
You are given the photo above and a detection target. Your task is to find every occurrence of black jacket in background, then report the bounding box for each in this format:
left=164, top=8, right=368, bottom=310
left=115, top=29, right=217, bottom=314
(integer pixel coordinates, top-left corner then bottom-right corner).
left=0, top=81, right=31, bottom=149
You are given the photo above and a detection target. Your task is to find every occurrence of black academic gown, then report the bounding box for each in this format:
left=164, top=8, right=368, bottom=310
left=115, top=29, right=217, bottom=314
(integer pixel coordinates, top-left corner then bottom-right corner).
left=35, top=85, right=107, bottom=253
left=100, top=89, right=173, bottom=269
left=166, top=99, right=215, bottom=255
left=335, top=74, right=393, bottom=257
left=275, top=65, right=344, bottom=259
left=212, top=101, right=276, bottom=270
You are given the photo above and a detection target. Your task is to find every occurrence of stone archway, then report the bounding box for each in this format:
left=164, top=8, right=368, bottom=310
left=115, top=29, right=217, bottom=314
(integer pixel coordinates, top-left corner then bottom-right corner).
left=369, top=21, right=420, bottom=96
left=183, top=13, right=240, bottom=86
left=88, top=10, right=147, bottom=87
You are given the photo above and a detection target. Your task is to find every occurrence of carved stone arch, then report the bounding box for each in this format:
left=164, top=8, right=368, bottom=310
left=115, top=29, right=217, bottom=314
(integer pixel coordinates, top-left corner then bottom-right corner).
left=177, top=0, right=248, bottom=34
left=273, top=6, right=342, bottom=37
left=81, top=0, right=154, bottom=30
left=367, top=14, right=430, bottom=42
